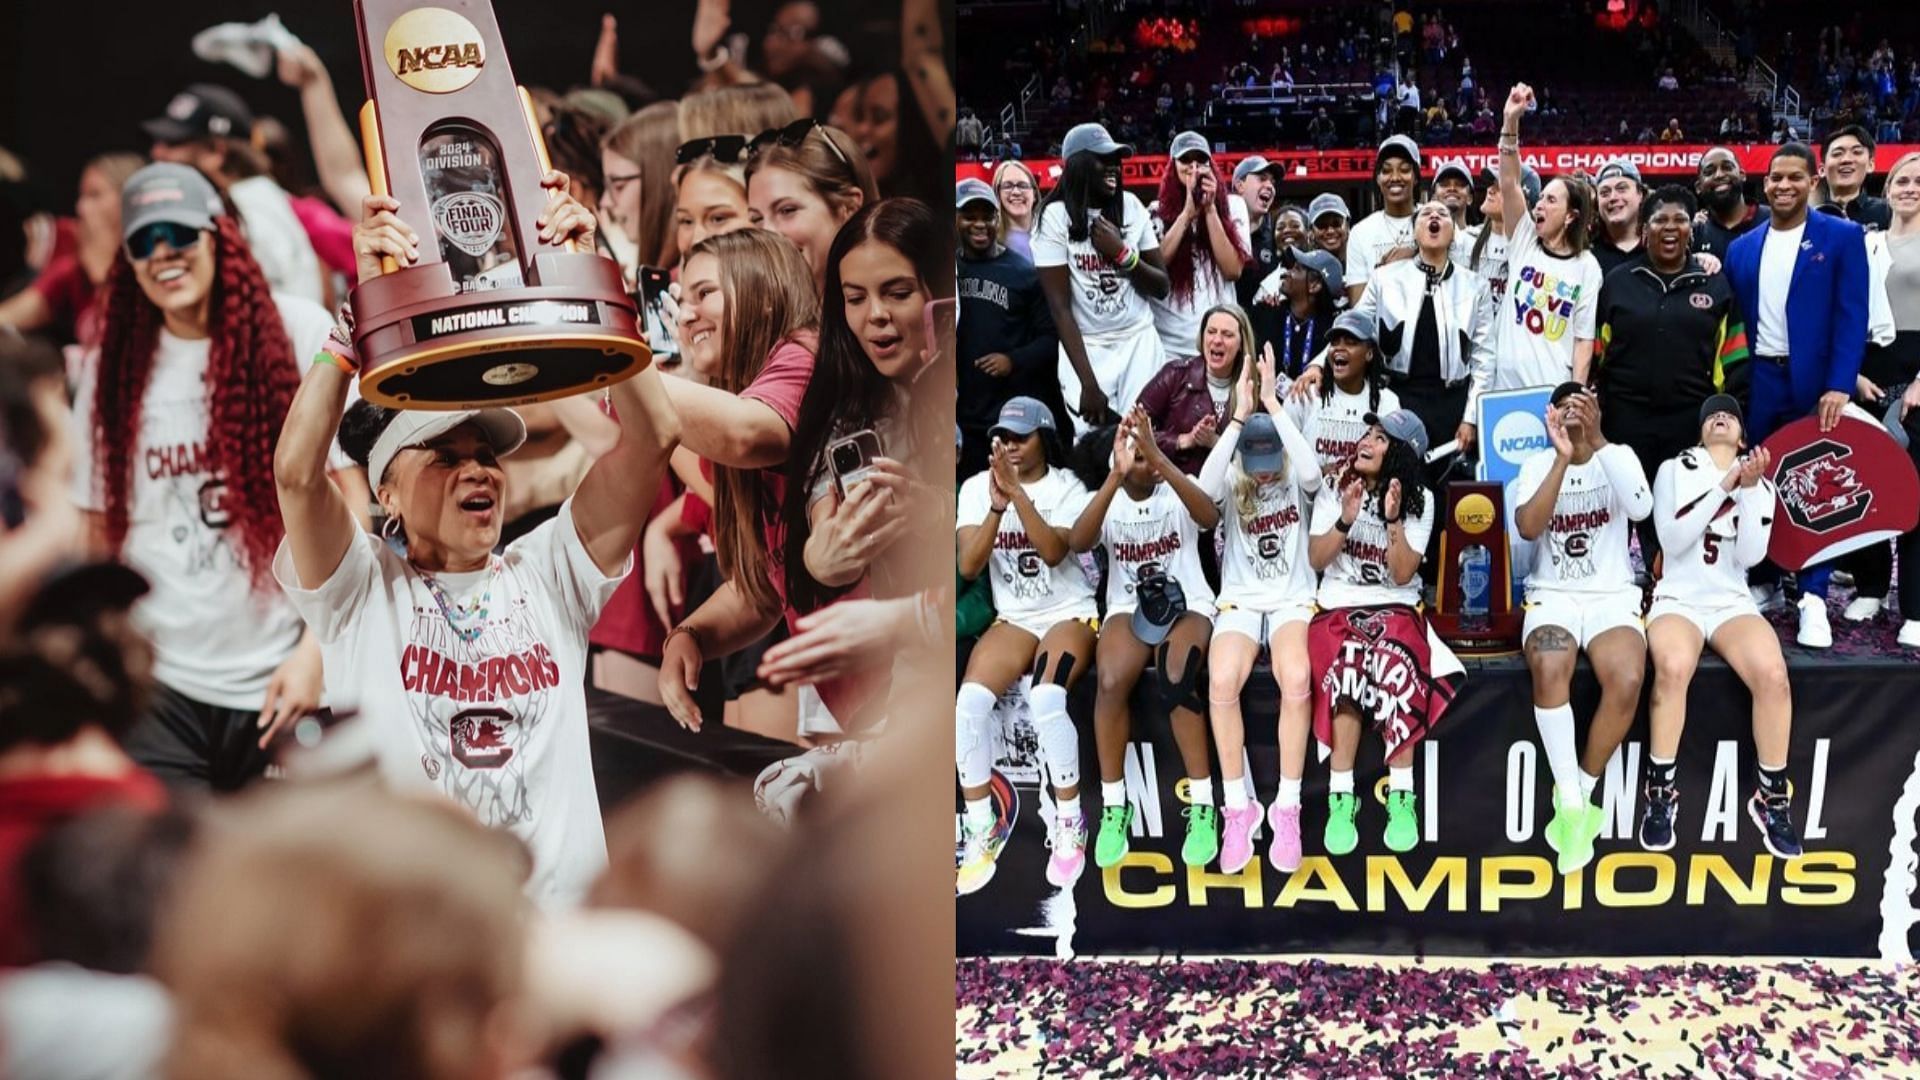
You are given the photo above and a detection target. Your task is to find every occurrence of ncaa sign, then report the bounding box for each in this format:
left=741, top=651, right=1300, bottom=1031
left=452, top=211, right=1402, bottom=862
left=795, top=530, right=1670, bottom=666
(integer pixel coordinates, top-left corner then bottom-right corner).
left=1475, top=387, right=1556, bottom=488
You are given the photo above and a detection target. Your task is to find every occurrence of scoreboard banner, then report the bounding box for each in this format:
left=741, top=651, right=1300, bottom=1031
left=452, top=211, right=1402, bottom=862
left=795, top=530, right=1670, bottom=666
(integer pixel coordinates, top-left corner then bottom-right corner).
left=957, top=144, right=1920, bottom=188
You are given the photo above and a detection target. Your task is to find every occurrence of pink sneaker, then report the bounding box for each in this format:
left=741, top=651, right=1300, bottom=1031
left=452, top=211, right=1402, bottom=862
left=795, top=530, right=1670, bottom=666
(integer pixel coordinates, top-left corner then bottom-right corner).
left=1045, top=812, right=1088, bottom=888
left=1267, top=801, right=1303, bottom=873
left=1219, top=801, right=1263, bottom=873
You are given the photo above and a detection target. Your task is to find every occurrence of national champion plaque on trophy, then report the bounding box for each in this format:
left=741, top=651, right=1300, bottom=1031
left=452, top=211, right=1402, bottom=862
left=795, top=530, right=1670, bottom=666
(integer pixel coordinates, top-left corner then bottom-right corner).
left=349, top=0, right=649, bottom=409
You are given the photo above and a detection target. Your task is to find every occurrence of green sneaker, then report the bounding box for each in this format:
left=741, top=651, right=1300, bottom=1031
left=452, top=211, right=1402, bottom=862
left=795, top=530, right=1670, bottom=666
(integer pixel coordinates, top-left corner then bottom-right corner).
left=1384, top=790, right=1419, bottom=852
left=1552, top=799, right=1600, bottom=875
left=1324, top=792, right=1360, bottom=856
left=1094, top=803, right=1134, bottom=868
left=1181, top=804, right=1221, bottom=867
left=1544, top=785, right=1577, bottom=854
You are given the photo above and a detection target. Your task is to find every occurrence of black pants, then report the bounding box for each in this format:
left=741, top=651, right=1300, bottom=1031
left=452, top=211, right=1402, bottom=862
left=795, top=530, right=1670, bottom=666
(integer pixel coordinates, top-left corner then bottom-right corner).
left=1842, top=335, right=1920, bottom=604
left=123, top=682, right=275, bottom=793
left=1602, top=408, right=1697, bottom=570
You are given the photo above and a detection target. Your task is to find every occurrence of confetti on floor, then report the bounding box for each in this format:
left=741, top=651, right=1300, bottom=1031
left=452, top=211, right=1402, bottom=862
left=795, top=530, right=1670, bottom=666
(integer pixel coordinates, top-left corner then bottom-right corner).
left=956, top=957, right=1920, bottom=1078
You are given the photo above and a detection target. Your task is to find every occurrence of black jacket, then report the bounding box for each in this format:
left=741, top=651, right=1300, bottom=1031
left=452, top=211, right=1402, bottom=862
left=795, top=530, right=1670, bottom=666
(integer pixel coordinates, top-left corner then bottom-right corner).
left=958, top=247, right=1059, bottom=433
left=1593, top=256, right=1751, bottom=421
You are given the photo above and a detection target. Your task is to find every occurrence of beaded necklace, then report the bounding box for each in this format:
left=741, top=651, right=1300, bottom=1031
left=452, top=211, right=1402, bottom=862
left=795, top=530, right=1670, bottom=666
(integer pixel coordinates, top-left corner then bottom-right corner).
left=418, top=557, right=504, bottom=643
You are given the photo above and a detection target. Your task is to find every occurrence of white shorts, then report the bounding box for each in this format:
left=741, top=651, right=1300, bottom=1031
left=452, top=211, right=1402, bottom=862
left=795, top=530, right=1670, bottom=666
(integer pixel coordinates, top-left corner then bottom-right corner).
left=993, top=608, right=1100, bottom=642
left=1212, top=602, right=1314, bottom=646
left=1646, top=595, right=1763, bottom=641
left=1523, top=586, right=1645, bottom=650
left=1058, top=326, right=1167, bottom=436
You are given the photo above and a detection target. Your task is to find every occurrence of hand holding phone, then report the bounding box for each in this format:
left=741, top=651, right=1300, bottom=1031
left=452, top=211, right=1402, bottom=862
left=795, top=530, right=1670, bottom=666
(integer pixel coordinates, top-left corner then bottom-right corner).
left=828, top=429, right=885, bottom=499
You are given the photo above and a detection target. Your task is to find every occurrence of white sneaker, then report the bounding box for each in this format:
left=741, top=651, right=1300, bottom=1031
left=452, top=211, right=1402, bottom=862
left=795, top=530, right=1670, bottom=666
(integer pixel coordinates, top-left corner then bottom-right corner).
left=1797, top=594, right=1833, bottom=648
left=1900, top=620, right=1920, bottom=649
left=1843, top=596, right=1883, bottom=621
left=1750, top=582, right=1786, bottom=612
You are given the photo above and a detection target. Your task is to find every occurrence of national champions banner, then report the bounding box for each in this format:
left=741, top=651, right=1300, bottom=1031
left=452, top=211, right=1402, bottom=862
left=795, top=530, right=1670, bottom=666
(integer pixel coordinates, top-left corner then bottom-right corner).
left=957, top=657, right=1920, bottom=959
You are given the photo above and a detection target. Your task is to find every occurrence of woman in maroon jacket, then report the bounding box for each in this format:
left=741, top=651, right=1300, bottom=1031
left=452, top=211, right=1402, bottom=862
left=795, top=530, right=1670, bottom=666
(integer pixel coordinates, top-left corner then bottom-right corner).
left=1133, top=304, right=1257, bottom=475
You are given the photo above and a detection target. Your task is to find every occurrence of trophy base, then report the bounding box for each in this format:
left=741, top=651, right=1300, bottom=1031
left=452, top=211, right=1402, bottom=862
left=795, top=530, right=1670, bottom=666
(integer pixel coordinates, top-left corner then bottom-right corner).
left=351, top=253, right=650, bottom=410
left=1430, top=611, right=1524, bottom=657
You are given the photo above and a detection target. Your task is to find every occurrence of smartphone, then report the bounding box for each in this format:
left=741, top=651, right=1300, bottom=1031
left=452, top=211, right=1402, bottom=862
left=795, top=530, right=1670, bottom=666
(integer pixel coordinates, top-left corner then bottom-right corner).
left=919, top=295, right=957, bottom=383
left=636, top=266, right=680, bottom=370
left=827, top=429, right=884, bottom=499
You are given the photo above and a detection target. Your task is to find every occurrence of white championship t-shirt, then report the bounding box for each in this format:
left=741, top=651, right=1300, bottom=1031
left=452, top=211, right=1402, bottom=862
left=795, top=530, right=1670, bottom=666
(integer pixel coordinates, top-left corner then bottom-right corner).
left=1651, top=448, right=1777, bottom=606
left=957, top=467, right=1098, bottom=625
left=1493, top=212, right=1603, bottom=390
left=67, top=293, right=337, bottom=710
left=272, top=499, right=627, bottom=908
left=1030, top=194, right=1161, bottom=338
left=1754, top=222, right=1806, bottom=357
left=1512, top=444, right=1650, bottom=594
left=1098, top=481, right=1216, bottom=617
left=1287, top=382, right=1402, bottom=478
left=1149, top=197, right=1252, bottom=359
left=228, top=176, right=327, bottom=308
left=1310, top=482, right=1435, bottom=609
left=1217, top=471, right=1318, bottom=609
left=1344, top=209, right=1414, bottom=295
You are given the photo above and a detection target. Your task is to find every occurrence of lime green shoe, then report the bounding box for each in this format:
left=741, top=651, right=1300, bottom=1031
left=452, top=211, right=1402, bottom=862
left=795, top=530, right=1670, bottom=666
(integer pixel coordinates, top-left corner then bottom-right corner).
left=1544, top=785, right=1577, bottom=854
left=1384, top=790, right=1419, bottom=852
left=1182, top=804, right=1221, bottom=867
left=1324, top=792, right=1360, bottom=856
left=1094, top=803, right=1134, bottom=868
left=1552, top=798, right=1599, bottom=875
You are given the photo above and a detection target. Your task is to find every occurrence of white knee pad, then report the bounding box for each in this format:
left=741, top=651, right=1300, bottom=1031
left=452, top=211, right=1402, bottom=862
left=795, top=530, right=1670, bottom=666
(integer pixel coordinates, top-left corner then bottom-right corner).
left=1029, top=683, right=1080, bottom=790
left=955, top=682, right=996, bottom=788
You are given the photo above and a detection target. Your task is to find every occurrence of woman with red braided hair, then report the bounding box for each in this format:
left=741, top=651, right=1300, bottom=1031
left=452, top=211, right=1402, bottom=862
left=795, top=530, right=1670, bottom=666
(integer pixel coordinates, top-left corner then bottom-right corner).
left=69, top=162, right=352, bottom=792
left=1148, top=131, right=1250, bottom=366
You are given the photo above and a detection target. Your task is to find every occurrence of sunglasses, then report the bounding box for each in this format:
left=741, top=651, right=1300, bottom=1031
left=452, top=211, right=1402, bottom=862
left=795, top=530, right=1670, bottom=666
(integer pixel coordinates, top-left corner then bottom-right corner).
left=676, top=135, right=749, bottom=165
left=125, top=221, right=207, bottom=261
left=747, top=119, right=852, bottom=169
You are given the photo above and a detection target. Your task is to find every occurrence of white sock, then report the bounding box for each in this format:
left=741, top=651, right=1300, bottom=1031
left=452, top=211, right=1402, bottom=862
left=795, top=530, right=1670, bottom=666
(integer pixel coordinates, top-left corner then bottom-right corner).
left=1534, top=704, right=1584, bottom=810
left=1330, top=769, right=1355, bottom=795
left=1579, top=769, right=1599, bottom=803
left=1056, top=795, right=1080, bottom=821
left=1102, top=780, right=1126, bottom=806
left=1190, top=777, right=1215, bottom=806
left=1279, top=776, right=1303, bottom=807
left=1223, top=776, right=1249, bottom=810
left=964, top=797, right=993, bottom=832
left=1390, top=765, right=1414, bottom=792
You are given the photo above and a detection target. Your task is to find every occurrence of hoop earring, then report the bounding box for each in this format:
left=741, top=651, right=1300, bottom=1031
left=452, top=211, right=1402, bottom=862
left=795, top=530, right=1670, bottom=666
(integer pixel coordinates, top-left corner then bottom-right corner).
left=381, top=514, right=403, bottom=542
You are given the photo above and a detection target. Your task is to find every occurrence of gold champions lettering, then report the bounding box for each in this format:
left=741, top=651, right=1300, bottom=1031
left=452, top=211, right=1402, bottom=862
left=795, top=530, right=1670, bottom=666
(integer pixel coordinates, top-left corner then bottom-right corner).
left=395, top=42, right=483, bottom=76
left=1098, top=850, right=1855, bottom=911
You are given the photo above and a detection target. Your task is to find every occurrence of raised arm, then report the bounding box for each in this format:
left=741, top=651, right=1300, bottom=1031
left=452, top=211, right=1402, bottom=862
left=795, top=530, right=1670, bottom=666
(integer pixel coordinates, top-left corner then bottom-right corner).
left=902, top=0, right=957, bottom=144
left=277, top=44, right=371, bottom=217
left=1135, top=412, right=1219, bottom=529
left=274, top=343, right=362, bottom=590
left=661, top=379, right=791, bottom=469
left=1498, top=83, right=1533, bottom=241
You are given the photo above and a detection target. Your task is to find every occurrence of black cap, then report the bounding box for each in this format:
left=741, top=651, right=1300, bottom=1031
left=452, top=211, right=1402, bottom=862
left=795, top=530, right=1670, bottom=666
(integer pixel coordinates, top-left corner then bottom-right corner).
left=1129, top=567, right=1187, bottom=646
left=143, top=83, right=254, bottom=144
left=1699, top=393, right=1743, bottom=428
left=18, top=563, right=150, bottom=633
left=1549, top=381, right=1589, bottom=408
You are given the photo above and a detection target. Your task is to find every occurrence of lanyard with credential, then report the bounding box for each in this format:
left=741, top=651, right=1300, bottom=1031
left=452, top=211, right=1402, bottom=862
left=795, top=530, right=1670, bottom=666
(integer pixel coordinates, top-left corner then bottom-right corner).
left=1281, top=313, right=1315, bottom=378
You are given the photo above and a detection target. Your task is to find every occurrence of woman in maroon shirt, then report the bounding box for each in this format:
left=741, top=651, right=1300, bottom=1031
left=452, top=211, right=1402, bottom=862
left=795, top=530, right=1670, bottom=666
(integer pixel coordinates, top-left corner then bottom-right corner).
left=1132, top=304, right=1257, bottom=475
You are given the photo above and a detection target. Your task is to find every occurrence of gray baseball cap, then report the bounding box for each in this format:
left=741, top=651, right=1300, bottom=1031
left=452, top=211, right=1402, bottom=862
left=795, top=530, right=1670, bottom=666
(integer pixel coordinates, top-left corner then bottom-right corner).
left=1238, top=412, right=1286, bottom=474
left=1169, top=131, right=1212, bottom=161
left=1376, top=134, right=1423, bottom=172
left=1482, top=162, right=1544, bottom=208
left=120, top=162, right=225, bottom=242
left=1434, top=161, right=1474, bottom=188
left=956, top=178, right=997, bottom=209
left=1281, top=245, right=1345, bottom=297
left=1061, top=122, right=1131, bottom=161
left=1365, top=408, right=1430, bottom=459
left=989, top=396, right=1057, bottom=438
left=1308, top=192, right=1351, bottom=223
left=1328, top=309, right=1377, bottom=343
left=1233, top=155, right=1278, bottom=184
left=1596, top=158, right=1644, bottom=187
left=367, top=408, right=528, bottom=488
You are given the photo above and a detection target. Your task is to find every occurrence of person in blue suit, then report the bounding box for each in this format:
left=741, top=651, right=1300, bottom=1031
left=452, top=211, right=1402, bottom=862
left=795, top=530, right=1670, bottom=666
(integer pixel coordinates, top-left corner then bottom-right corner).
left=1724, top=141, right=1871, bottom=648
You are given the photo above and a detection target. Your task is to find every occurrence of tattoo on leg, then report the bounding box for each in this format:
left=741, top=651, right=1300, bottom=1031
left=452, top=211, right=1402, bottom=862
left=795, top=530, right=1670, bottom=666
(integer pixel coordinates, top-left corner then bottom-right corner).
left=1529, top=626, right=1575, bottom=654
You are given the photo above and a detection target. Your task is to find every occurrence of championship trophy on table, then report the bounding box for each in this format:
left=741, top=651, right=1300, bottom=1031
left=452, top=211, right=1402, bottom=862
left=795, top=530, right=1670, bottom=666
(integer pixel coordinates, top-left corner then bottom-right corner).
left=349, top=0, right=649, bottom=409
left=1431, top=480, right=1524, bottom=655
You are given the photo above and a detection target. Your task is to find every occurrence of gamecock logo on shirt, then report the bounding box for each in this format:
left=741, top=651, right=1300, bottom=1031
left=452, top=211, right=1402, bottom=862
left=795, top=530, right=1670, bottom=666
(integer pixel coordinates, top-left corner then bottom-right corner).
left=450, top=708, right=518, bottom=769
left=1778, top=441, right=1870, bottom=533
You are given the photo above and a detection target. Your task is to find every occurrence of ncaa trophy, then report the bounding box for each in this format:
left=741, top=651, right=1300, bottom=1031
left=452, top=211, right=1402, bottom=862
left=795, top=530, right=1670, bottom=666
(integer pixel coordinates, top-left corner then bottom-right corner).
left=1431, top=480, right=1523, bottom=654
left=349, top=0, right=648, bottom=409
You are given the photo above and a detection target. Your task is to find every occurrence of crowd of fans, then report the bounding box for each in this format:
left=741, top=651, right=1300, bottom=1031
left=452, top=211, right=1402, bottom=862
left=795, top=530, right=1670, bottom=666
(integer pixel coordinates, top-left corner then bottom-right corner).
left=0, top=0, right=954, bottom=1075
left=957, top=72, right=1920, bottom=902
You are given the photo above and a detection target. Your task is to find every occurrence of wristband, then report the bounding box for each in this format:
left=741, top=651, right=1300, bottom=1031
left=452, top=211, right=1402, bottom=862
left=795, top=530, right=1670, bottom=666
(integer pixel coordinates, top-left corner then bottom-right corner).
left=663, top=625, right=703, bottom=654
left=312, top=349, right=356, bottom=374
left=1334, top=517, right=1354, bottom=533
